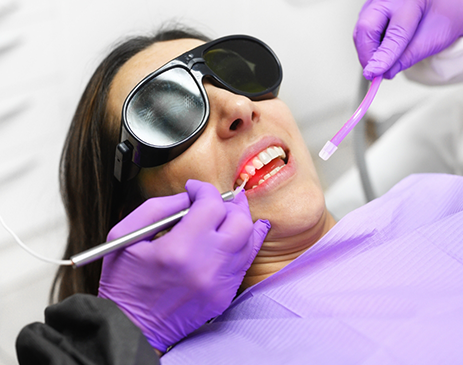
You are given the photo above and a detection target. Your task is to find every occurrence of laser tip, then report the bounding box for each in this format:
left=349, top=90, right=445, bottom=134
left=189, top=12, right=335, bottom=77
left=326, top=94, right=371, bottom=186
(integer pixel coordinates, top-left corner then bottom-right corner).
left=234, top=178, right=248, bottom=196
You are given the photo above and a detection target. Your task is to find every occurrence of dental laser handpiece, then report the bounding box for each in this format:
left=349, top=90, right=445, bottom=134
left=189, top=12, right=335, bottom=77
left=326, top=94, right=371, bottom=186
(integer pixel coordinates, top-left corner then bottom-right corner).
left=70, top=189, right=239, bottom=268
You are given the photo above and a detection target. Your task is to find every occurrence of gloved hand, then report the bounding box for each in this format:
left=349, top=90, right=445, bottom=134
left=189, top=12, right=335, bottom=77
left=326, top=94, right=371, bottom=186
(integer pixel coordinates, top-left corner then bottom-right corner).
left=98, top=180, right=270, bottom=353
left=353, top=0, right=463, bottom=79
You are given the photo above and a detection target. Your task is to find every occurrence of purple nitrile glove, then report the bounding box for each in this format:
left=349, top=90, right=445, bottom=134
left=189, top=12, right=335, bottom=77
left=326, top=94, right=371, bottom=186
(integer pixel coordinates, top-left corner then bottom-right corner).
left=98, top=180, right=270, bottom=353
left=353, top=0, right=463, bottom=80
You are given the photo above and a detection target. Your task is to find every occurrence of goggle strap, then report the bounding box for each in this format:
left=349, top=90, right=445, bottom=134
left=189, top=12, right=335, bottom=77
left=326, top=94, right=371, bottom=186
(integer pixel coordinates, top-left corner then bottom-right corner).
left=114, top=141, right=140, bottom=182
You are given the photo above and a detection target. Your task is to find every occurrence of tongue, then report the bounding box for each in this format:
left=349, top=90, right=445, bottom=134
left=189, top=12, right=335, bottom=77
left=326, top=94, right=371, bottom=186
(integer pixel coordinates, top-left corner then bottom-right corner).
left=245, top=158, right=285, bottom=189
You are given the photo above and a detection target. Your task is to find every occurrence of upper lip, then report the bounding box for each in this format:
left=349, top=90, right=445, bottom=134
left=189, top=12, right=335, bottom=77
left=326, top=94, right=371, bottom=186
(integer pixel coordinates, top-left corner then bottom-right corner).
left=233, top=136, right=288, bottom=185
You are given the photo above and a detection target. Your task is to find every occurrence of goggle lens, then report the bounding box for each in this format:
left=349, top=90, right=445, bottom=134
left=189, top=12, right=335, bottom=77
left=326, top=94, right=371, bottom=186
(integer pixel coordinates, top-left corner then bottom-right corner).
left=204, top=39, right=280, bottom=94
left=127, top=67, right=206, bottom=146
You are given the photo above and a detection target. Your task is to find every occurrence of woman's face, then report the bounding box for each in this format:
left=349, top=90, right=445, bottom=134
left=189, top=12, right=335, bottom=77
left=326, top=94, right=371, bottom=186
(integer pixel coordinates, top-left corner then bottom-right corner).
left=108, top=38, right=331, bottom=248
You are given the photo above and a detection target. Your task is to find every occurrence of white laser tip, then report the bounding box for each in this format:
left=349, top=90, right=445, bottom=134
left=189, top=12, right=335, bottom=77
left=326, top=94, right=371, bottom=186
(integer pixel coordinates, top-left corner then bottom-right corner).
left=234, top=178, right=248, bottom=196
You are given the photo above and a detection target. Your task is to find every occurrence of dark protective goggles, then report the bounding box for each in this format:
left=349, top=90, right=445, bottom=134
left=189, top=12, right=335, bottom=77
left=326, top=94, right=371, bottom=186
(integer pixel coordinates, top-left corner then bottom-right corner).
left=114, top=34, right=283, bottom=182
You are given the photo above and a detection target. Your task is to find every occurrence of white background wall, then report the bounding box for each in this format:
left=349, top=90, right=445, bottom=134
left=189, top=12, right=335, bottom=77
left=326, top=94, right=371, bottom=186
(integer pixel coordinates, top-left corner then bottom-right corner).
left=0, top=0, right=451, bottom=363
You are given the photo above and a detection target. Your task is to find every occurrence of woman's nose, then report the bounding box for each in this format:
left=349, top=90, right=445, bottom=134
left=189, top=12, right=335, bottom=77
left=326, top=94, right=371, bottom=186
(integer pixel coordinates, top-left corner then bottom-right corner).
left=204, top=83, right=260, bottom=139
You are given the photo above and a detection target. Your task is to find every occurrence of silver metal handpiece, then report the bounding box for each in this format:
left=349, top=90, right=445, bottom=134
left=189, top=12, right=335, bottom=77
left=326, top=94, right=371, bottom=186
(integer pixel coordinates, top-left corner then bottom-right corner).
left=70, top=190, right=236, bottom=268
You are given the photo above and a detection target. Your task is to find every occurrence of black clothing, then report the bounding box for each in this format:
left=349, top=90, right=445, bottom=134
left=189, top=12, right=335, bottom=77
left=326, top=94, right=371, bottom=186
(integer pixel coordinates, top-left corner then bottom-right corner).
left=16, top=294, right=159, bottom=365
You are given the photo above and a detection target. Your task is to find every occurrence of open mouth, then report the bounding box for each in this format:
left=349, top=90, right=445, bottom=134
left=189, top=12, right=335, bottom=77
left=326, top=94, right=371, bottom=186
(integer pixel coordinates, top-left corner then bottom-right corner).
left=234, top=146, right=288, bottom=191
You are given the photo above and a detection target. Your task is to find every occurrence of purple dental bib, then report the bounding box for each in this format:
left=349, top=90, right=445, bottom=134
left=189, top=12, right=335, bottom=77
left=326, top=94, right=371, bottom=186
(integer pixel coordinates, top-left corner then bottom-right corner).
left=162, top=173, right=463, bottom=365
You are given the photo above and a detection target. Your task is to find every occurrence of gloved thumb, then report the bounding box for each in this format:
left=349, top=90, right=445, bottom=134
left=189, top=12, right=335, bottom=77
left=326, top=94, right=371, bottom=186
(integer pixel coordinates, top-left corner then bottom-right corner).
left=253, top=219, right=271, bottom=244
left=244, top=219, right=270, bottom=269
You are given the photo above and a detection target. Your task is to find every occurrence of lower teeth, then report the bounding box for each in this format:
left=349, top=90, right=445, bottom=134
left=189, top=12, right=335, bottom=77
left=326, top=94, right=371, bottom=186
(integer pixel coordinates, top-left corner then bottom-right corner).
left=250, top=165, right=285, bottom=189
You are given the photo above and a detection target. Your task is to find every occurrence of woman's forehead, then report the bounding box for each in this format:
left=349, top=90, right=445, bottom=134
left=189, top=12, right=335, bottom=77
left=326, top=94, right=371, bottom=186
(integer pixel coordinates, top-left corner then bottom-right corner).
left=108, top=38, right=205, bottom=117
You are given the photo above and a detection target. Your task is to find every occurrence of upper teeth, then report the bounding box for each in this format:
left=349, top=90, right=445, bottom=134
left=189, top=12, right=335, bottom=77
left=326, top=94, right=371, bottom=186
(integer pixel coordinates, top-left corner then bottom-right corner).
left=237, top=146, right=286, bottom=184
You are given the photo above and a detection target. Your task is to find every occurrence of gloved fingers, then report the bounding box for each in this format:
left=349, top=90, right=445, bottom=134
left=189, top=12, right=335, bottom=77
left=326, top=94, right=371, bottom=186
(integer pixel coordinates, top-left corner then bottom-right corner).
left=252, top=219, right=271, bottom=249
left=216, top=218, right=270, bottom=276
left=243, top=219, right=271, bottom=269
left=353, top=2, right=391, bottom=69
left=116, top=181, right=228, bottom=266
left=362, top=2, right=424, bottom=79
left=107, top=192, right=190, bottom=241
left=223, top=189, right=251, bottom=223
left=366, top=14, right=422, bottom=78
left=383, top=17, right=462, bottom=79
left=215, top=192, right=255, bottom=253
left=183, top=179, right=228, bottom=230
left=383, top=46, right=412, bottom=79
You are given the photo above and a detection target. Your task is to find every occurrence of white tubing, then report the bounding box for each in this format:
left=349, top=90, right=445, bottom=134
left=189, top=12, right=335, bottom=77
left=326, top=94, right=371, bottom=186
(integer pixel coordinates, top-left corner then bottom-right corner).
left=0, top=215, right=72, bottom=266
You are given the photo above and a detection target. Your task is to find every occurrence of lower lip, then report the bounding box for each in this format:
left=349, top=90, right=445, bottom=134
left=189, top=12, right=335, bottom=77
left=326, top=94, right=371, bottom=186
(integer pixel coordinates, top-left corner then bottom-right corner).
left=243, top=153, right=295, bottom=196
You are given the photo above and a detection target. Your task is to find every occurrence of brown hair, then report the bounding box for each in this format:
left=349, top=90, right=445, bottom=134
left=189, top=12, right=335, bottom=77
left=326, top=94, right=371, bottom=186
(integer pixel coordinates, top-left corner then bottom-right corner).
left=51, top=25, right=211, bottom=303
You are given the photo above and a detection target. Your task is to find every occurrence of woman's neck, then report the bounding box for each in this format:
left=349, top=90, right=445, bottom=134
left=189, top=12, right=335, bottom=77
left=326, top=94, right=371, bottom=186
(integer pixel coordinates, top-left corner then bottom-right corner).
left=241, top=210, right=336, bottom=290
